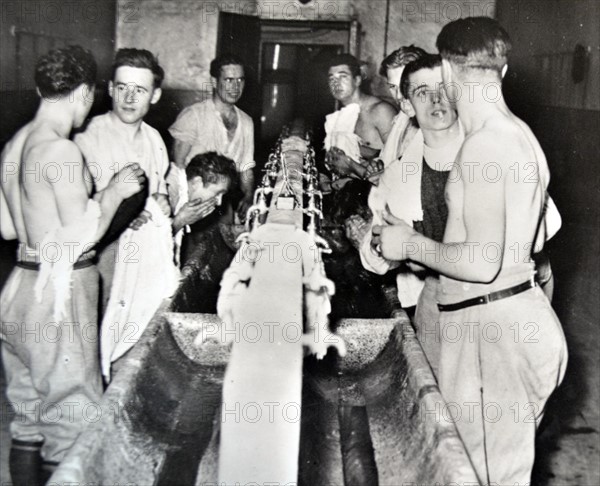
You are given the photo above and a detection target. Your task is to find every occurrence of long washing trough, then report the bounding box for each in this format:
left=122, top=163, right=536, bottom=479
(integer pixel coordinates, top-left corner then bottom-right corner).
left=50, top=127, right=480, bottom=486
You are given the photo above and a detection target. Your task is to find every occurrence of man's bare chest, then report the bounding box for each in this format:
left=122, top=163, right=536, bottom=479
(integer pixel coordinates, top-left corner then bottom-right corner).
left=220, top=111, right=238, bottom=142
left=355, top=114, right=382, bottom=148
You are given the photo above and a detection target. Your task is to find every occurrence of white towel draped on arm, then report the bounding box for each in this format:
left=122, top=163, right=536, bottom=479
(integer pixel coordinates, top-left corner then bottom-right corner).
left=35, top=200, right=101, bottom=320
left=100, top=197, right=180, bottom=379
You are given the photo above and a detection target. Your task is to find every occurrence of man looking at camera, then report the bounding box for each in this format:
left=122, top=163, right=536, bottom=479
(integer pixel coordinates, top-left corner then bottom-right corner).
left=324, top=53, right=397, bottom=183
left=361, top=53, right=464, bottom=376
left=75, top=48, right=171, bottom=310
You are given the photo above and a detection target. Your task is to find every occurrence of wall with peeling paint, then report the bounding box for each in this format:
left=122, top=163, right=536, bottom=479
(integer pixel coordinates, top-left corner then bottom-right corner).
left=115, top=0, right=496, bottom=94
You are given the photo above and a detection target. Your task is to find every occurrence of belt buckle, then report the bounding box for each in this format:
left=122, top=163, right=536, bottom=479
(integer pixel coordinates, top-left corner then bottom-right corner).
left=480, top=294, right=491, bottom=305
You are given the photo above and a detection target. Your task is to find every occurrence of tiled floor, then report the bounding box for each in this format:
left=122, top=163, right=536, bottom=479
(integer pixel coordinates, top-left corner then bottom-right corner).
left=1, top=217, right=599, bottom=485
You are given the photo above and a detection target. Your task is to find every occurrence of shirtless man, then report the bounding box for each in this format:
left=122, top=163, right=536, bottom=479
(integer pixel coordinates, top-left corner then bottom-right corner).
left=324, top=53, right=397, bottom=180
left=344, top=46, right=426, bottom=248
left=0, top=46, right=144, bottom=485
left=372, top=17, right=567, bottom=485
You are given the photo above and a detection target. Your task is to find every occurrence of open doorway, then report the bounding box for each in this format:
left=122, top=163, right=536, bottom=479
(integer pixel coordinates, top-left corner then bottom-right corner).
left=259, top=43, right=343, bottom=150
left=217, top=12, right=360, bottom=165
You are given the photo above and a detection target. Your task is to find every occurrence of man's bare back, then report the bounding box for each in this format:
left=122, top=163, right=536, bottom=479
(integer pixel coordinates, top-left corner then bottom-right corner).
left=2, top=121, right=145, bottom=254
left=444, top=111, right=549, bottom=278
left=21, top=125, right=94, bottom=247
left=1, top=124, right=32, bottom=241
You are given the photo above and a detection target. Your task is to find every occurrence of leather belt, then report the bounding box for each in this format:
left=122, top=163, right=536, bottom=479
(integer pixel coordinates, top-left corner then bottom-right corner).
left=437, top=278, right=535, bottom=312
left=17, top=257, right=95, bottom=271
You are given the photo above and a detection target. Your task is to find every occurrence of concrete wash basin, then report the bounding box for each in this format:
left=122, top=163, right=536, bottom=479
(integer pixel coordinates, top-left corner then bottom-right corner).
left=51, top=304, right=478, bottom=485
left=50, top=127, right=478, bottom=484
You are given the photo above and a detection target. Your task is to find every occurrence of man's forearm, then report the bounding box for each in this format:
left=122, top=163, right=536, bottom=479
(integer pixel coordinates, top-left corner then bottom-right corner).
left=173, top=139, right=192, bottom=168
left=240, top=169, right=254, bottom=200
left=93, top=187, right=124, bottom=241
left=405, top=232, right=502, bottom=283
left=359, top=144, right=380, bottom=162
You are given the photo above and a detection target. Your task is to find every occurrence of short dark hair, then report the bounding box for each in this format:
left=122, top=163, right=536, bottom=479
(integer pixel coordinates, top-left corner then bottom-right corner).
left=111, top=48, right=164, bottom=88
left=436, top=16, right=511, bottom=74
left=35, top=45, right=97, bottom=98
left=210, top=53, right=245, bottom=79
left=400, top=54, right=442, bottom=99
left=186, top=152, right=237, bottom=187
left=327, top=53, right=361, bottom=77
left=379, top=45, right=428, bottom=77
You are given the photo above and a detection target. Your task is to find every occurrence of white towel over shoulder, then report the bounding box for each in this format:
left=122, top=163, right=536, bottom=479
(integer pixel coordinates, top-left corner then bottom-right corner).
left=324, top=103, right=362, bottom=162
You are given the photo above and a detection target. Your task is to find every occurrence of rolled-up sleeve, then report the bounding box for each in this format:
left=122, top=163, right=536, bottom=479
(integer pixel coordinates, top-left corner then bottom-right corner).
left=240, top=116, right=255, bottom=171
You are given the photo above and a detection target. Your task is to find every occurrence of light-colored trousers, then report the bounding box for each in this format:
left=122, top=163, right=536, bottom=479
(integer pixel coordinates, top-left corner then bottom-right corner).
left=413, top=275, right=442, bottom=377
left=436, top=267, right=568, bottom=485
left=1, top=265, right=103, bottom=462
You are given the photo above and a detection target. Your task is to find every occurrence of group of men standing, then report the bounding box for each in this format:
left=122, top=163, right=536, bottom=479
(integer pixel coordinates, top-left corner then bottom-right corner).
left=0, top=14, right=567, bottom=486
left=323, top=17, right=567, bottom=486
left=0, top=46, right=250, bottom=484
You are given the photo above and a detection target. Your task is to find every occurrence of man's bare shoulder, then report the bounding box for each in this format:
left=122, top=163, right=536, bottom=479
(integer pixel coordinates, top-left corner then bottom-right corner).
left=1, top=123, right=34, bottom=165
left=24, top=137, right=83, bottom=169
left=460, top=118, right=527, bottom=163
left=363, top=96, right=396, bottom=116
